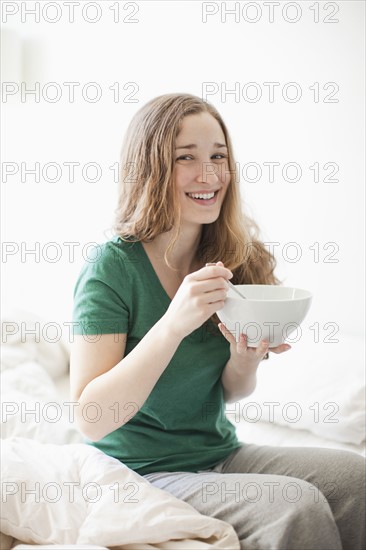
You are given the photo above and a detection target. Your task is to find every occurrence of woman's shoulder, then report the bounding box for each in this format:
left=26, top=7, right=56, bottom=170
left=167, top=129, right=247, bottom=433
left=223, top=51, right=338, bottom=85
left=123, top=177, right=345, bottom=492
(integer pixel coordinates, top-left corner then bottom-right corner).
left=73, top=235, right=142, bottom=300
left=76, top=235, right=141, bottom=282
left=87, top=235, right=140, bottom=265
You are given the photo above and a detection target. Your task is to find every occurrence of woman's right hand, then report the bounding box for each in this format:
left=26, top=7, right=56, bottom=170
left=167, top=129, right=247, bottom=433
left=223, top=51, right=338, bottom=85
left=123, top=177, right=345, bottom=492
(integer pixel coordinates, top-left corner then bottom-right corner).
left=163, top=262, right=233, bottom=340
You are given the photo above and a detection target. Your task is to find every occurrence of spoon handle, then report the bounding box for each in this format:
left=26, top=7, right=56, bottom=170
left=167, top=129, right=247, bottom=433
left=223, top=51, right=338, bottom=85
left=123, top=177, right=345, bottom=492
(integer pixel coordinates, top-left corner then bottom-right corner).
left=205, top=263, right=246, bottom=299
left=227, top=280, right=247, bottom=300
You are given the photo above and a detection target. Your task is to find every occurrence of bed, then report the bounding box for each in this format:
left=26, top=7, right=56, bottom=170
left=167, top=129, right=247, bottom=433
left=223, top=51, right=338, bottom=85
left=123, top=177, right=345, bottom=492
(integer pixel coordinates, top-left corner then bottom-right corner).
left=1, top=308, right=364, bottom=549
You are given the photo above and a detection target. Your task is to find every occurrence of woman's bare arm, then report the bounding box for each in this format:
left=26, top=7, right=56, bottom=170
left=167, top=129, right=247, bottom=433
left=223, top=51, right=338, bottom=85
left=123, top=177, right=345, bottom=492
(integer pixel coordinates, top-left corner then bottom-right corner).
left=69, top=315, right=181, bottom=441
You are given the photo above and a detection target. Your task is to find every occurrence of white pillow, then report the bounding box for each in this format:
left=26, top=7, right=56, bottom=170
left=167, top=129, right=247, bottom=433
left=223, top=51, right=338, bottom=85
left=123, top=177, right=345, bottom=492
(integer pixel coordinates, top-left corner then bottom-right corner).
left=228, top=332, right=365, bottom=445
left=0, top=362, right=82, bottom=444
left=1, top=438, right=239, bottom=549
left=1, top=307, right=69, bottom=380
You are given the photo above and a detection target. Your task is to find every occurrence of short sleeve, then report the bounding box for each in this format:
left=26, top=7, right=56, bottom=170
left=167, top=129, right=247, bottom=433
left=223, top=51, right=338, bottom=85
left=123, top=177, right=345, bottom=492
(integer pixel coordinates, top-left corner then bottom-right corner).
left=71, top=242, right=129, bottom=336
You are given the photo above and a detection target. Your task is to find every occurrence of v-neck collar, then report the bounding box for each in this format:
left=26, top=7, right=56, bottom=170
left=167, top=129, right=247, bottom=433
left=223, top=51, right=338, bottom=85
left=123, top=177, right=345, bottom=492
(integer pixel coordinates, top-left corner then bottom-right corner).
left=134, top=240, right=173, bottom=305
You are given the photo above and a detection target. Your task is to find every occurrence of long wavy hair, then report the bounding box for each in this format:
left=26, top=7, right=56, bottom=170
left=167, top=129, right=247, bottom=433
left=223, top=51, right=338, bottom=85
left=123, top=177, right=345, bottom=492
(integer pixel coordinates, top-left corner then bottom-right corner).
left=113, top=93, right=280, bottom=325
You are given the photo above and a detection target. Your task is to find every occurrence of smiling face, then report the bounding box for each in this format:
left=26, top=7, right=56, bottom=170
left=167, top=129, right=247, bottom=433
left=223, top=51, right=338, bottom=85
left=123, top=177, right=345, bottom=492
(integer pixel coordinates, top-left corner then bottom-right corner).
left=174, top=111, right=231, bottom=228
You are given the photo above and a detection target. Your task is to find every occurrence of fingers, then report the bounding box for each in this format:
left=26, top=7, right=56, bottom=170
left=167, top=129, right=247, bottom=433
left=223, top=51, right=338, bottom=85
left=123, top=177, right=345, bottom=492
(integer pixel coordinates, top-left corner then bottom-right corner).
left=219, top=325, right=249, bottom=350
left=255, top=339, right=269, bottom=358
left=187, top=265, right=230, bottom=300
left=254, top=341, right=291, bottom=355
left=184, top=280, right=228, bottom=310
left=270, top=344, right=292, bottom=354
left=219, top=323, right=241, bottom=345
left=218, top=324, right=292, bottom=356
left=191, top=262, right=232, bottom=282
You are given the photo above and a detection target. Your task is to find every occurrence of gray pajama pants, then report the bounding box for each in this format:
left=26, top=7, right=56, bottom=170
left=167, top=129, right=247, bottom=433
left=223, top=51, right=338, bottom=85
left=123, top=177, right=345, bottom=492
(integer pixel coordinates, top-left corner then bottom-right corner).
left=143, top=443, right=366, bottom=550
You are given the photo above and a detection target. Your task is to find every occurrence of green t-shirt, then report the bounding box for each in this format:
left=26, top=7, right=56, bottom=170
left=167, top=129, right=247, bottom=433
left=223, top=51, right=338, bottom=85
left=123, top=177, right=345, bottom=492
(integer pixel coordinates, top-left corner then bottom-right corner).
left=72, top=235, right=241, bottom=475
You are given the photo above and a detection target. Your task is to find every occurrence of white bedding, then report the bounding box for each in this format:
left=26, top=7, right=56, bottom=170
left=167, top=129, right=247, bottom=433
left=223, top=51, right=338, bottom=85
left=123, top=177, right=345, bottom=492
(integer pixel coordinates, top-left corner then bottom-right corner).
left=230, top=329, right=366, bottom=449
left=1, top=308, right=365, bottom=549
left=1, top=437, right=240, bottom=549
left=234, top=418, right=365, bottom=456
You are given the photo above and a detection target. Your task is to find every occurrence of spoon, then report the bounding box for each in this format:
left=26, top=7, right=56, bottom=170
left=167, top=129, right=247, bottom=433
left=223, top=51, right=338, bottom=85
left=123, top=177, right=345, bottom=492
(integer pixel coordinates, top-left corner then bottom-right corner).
left=205, top=263, right=247, bottom=299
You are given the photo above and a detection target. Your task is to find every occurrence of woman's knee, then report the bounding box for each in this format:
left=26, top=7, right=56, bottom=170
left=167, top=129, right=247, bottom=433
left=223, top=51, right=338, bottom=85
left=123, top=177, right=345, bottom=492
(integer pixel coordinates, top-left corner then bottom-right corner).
left=283, top=477, right=335, bottom=518
left=309, top=449, right=365, bottom=507
left=265, top=478, right=342, bottom=550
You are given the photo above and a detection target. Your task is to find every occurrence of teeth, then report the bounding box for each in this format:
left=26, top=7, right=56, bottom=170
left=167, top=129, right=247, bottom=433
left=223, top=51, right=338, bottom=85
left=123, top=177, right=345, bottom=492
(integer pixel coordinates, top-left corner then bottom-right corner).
left=188, top=192, right=215, bottom=200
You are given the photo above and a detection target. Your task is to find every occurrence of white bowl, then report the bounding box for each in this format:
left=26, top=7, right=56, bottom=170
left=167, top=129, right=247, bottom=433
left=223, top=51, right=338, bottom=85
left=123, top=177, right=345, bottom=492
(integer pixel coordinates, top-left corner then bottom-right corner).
left=217, top=285, right=313, bottom=348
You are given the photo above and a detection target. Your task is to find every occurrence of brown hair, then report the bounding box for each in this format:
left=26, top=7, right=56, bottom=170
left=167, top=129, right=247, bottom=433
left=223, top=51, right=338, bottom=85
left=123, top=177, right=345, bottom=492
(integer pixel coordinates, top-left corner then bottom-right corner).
left=113, top=93, right=280, bottom=314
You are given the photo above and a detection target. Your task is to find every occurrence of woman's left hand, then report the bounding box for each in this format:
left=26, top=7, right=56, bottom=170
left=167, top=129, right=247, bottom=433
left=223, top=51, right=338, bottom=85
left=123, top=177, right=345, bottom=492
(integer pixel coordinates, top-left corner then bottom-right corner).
left=218, top=323, right=291, bottom=371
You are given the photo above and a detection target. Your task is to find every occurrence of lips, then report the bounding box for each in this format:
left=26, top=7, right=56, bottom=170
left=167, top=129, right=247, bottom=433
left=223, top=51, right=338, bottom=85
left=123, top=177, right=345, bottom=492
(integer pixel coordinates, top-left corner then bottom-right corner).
left=187, top=191, right=216, bottom=200
left=186, top=189, right=219, bottom=197
left=185, top=190, right=219, bottom=205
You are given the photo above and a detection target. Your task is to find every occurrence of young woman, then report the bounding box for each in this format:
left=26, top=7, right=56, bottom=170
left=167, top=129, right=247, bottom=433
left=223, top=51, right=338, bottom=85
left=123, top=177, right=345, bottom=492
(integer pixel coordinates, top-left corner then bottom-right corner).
left=70, top=93, right=365, bottom=549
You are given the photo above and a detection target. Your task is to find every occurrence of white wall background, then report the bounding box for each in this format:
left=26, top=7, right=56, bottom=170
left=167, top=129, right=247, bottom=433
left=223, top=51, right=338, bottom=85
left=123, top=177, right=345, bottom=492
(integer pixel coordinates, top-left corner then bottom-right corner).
left=1, top=1, right=365, bottom=343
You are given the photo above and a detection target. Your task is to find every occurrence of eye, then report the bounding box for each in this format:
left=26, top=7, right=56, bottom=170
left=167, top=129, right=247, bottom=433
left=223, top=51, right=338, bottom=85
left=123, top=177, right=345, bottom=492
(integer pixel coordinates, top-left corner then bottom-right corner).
left=176, top=155, right=194, bottom=161
left=211, top=153, right=227, bottom=160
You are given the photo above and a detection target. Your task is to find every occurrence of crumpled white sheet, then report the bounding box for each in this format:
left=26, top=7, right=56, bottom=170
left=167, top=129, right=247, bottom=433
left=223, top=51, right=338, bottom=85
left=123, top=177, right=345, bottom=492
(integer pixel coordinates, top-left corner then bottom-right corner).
left=1, top=307, right=70, bottom=380
left=0, top=307, right=85, bottom=444
left=241, top=330, right=366, bottom=445
left=1, top=438, right=240, bottom=549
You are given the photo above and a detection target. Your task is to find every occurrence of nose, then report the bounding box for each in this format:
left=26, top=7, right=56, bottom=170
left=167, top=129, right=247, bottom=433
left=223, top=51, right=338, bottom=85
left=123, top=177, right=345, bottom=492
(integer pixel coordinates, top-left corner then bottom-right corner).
left=197, top=161, right=220, bottom=184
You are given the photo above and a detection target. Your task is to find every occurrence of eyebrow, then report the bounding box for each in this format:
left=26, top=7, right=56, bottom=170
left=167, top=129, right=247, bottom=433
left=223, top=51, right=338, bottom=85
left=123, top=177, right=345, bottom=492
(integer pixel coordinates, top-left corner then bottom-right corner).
left=175, top=142, right=227, bottom=150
